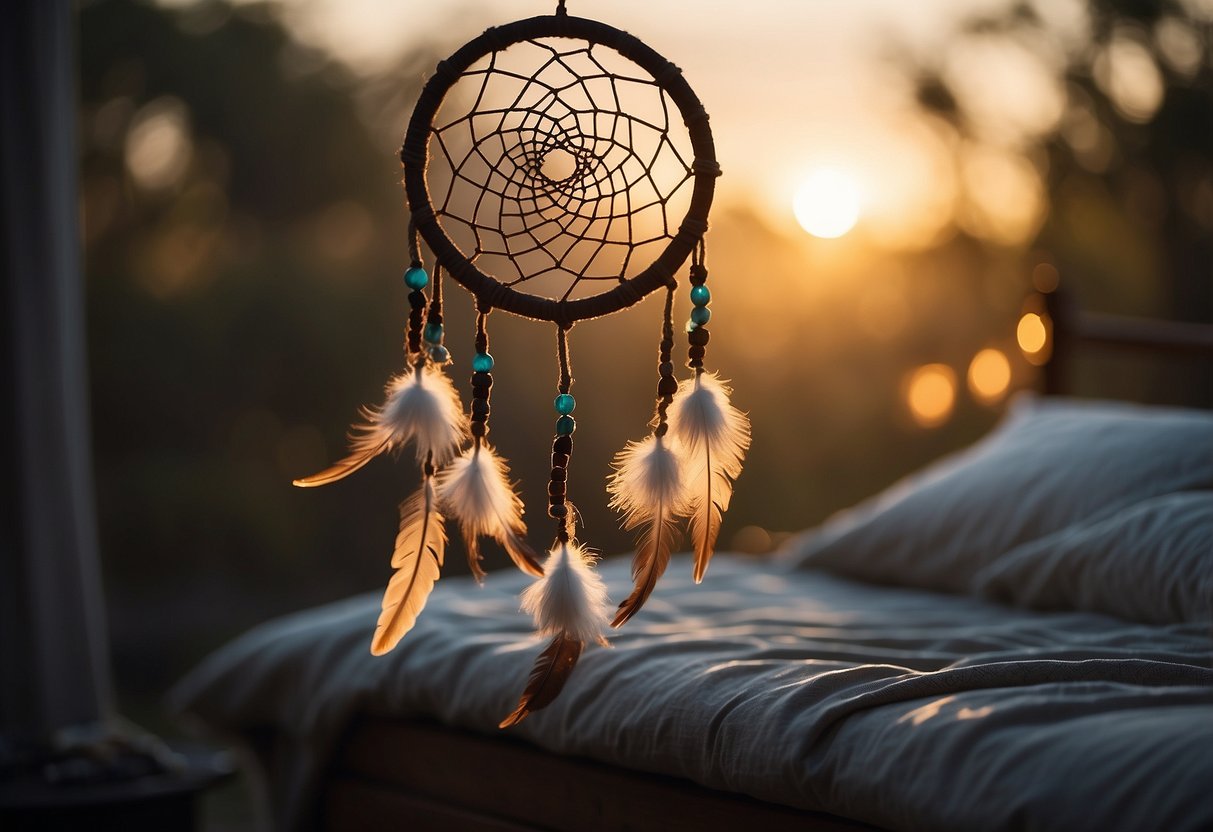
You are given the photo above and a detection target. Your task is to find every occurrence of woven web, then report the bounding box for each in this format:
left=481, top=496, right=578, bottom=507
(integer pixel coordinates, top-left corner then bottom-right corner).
left=427, top=37, right=695, bottom=303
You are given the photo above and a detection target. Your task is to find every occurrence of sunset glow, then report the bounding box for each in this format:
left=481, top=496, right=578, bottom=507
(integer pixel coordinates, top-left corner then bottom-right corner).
left=793, top=168, right=861, bottom=239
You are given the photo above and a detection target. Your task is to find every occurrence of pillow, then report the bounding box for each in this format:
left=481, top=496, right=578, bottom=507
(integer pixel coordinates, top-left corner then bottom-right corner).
left=971, top=491, right=1213, bottom=625
left=782, top=394, right=1213, bottom=596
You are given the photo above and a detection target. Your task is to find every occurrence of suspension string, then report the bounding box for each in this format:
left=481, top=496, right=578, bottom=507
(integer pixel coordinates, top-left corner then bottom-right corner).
left=556, top=0, right=567, bottom=16
left=654, top=285, right=677, bottom=436
left=549, top=324, right=575, bottom=541
left=686, top=238, right=710, bottom=375
left=556, top=325, right=573, bottom=394
left=469, top=309, right=492, bottom=447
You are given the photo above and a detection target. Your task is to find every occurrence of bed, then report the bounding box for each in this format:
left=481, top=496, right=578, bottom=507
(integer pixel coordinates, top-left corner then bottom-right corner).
left=172, top=289, right=1213, bottom=831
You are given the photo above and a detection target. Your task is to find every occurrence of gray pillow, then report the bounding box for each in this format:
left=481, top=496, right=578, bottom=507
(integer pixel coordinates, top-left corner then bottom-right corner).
left=971, top=491, right=1213, bottom=625
left=782, top=394, right=1213, bottom=596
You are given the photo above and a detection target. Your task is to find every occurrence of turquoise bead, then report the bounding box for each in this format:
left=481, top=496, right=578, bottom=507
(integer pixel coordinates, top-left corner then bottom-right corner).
left=690, top=285, right=711, bottom=306
left=423, top=322, right=444, bottom=343
left=472, top=352, right=494, bottom=372
left=555, top=415, right=576, bottom=435
left=428, top=345, right=450, bottom=364
left=554, top=393, right=576, bottom=415
left=690, top=306, right=712, bottom=326
left=404, top=267, right=429, bottom=290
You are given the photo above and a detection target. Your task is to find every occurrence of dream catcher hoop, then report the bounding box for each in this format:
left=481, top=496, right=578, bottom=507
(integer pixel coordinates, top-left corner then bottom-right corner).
left=296, top=2, right=749, bottom=728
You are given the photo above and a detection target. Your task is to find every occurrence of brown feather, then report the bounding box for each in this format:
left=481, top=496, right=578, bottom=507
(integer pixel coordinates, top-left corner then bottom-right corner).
left=499, top=633, right=583, bottom=728
left=688, top=442, right=726, bottom=584
left=502, top=529, right=544, bottom=578
left=370, top=481, right=446, bottom=655
left=462, top=531, right=487, bottom=584
left=292, top=438, right=387, bottom=487
left=612, top=504, right=679, bottom=627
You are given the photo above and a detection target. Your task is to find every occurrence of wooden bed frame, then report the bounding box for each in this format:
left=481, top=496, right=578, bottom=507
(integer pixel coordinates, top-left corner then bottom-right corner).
left=269, top=284, right=1211, bottom=832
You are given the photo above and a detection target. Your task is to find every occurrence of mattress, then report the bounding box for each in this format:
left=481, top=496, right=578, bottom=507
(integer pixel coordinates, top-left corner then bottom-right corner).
left=172, top=553, right=1213, bottom=832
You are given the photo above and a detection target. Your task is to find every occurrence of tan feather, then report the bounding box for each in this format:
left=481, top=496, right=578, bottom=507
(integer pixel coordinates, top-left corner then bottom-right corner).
left=498, top=633, right=583, bottom=728
left=370, top=479, right=446, bottom=655
left=668, top=373, right=750, bottom=583
left=612, top=510, right=679, bottom=627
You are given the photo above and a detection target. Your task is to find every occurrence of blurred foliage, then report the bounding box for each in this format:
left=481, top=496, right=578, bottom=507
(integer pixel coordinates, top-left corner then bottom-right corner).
left=78, top=0, right=1210, bottom=705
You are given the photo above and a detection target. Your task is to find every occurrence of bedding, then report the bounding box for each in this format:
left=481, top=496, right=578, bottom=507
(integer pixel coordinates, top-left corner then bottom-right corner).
left=973, top=490, right=1213, bottom=625
left=172, top=554, right=1213, bottom=832
left=781, top=394, right=1213, bottom=595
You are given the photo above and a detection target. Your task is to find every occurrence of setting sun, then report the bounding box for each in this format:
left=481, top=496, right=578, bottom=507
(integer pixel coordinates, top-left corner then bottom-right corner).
left=793, top=168, right=861, bottom=239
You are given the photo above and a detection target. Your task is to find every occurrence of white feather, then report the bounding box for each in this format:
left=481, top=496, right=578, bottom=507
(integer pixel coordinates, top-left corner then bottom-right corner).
left=667, top=373, right=748, bottom=478
left=667, top=372, right=751, bottom=582
left=435, top=443, right=543, bottom=578
left=607, top=434, right=688, bottom=526
left=375, top=364, right=469, bottom=465
left=520, top=541, right=609, bottom=645
left=294, top=364, right=468, bottom=487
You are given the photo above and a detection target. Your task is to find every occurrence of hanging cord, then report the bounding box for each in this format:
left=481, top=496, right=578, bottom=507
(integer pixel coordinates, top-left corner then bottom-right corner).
left=653, top=285, right=677, bottom=436
left=555, top=0, right=567, bottom=16
left=405, top=220, right=428, bottom=362
left=686, top=238, right=709, bottom=375
left=469, top=308, right=492, bottom=446
left=549, top=324, right=575, bottom=541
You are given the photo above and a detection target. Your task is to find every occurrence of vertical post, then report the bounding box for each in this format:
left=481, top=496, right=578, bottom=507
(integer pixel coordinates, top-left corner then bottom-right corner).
left=0, top=0, right=115, bottom=745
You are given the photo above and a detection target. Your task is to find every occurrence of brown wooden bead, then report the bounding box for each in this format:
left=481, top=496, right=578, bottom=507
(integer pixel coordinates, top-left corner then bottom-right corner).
left=470, top=422, right=487, bottom=437
left=471, top=371, right=493, bottom=388
left=688, top=345, right=706, bottom=360
left=548, top=503, right=568, bottom=518
left=553, top=435, right=572, bottom=454
left=657, top=376, right=678, bottom=395
left=689, top=264, right=707, bottom=286
left=548, top=481, right=566, bottom=497
left=471, top=399, right=490, bottom=418
left=689, top=328, right=710, bottom=346
left=659, top=361, right=674, bottom=376
left=408, top=290, right=427, bottom=306
left=551, top=453, right=569, bottom=468
left=550, top=467, right=566, bottom=482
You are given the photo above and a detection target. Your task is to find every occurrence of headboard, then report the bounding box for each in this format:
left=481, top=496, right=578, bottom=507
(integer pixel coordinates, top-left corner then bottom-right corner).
left=1037, top=285, right=1213, bottom=399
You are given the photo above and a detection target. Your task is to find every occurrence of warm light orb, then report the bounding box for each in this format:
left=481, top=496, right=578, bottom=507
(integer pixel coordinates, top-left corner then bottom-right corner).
left=793, top=168, right=861, bottom=239
left=906, top=364, right=957, bottom=428
left=1017, top=312, right=1051, bottom=365
left=967, top=348, right=1012, bottom=404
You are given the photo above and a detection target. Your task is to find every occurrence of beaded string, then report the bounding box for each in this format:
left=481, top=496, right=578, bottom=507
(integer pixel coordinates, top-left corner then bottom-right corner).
left=685, top=239, right=710, bottom=373
left=548, top=325, right=576, bottom=542
left=653, top=285, right=677, bottom=436
left=423, top=263, right=450, bottom=365
left=469, top=308, right=494, bottom=445
left=403, top=221, right=430, bottom=366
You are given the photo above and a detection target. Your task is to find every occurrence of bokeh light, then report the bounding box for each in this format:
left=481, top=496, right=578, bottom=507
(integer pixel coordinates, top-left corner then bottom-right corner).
left=967, top=348, right=1012, bottom=405
left=1017, top=312, right=1051, bottom=365
left=905, top=364, right=957, bottom=428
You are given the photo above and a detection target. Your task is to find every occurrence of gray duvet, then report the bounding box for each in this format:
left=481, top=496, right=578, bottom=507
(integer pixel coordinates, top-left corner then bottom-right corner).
left=173, top=553, right=1213, bottom=831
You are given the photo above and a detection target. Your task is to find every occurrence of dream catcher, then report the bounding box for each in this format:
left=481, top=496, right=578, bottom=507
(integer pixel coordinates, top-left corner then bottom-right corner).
left=295, top=1, right=749, bottom=727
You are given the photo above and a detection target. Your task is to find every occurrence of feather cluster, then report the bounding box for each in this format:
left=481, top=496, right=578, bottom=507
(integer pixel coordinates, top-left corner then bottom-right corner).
left=608, top=372, right=750, bottom=625
left=370, top=479, right=446, bottom=655
left=435, top=443, right=543, bottom=581
left=294, top=364, right=468, bottom=487
left=502, top=541, right=610, bottom=727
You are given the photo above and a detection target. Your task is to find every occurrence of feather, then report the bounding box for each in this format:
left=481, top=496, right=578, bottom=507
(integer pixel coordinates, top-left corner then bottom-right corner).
left=369, top=479, right=447, bottom=655
left=498, top=633, right=583, bottom=728
left=520, top=541, right=609, bottom=645
left=607, top=435, right=687, bottom=626
left=435, top=442, right=542, bottom=579
left=294, top=364, right=467, bottom=487
left=667, top=372, right=751, bottom=583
